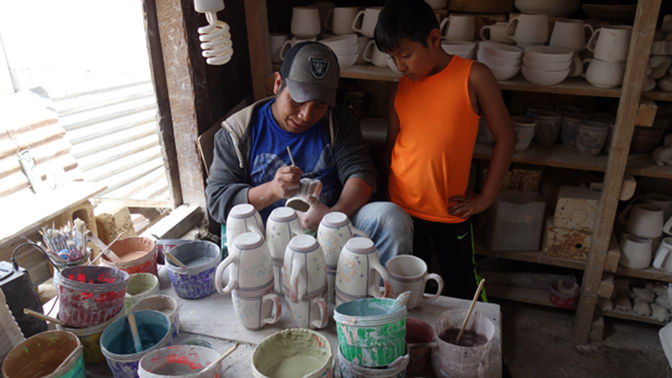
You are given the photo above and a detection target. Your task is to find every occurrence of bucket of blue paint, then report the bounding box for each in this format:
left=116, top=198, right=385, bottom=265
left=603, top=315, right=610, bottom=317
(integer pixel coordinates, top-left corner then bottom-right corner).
left=100, top=310, right=172, bottom=378
left=334, top=297, right=407, bottom=368
left=165, top=241, right=220, bottom=299
left=2, top=330, right=85, bottom=378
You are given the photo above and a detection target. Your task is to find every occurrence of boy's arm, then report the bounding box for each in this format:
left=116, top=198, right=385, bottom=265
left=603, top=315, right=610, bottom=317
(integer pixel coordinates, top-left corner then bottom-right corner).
left=382, top=84, right=400, bottom=196
left=449, top=63, right=515, bottom=218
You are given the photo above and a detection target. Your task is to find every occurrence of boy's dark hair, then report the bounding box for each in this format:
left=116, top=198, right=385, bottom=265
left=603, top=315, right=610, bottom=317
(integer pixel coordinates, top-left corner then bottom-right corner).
left=374, top=0, right=440, bottom=53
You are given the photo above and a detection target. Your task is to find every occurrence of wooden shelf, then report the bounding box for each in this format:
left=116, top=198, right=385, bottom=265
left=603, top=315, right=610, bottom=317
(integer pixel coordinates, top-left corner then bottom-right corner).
left=485, top=283, right=576, bottom=310
left=616, top=265, right=672, bottom=283
left=475, top=243, right=587, bottom=271
left=473, top=143, right=672, bottom=180
left=595, top=308, right=666, bottom=326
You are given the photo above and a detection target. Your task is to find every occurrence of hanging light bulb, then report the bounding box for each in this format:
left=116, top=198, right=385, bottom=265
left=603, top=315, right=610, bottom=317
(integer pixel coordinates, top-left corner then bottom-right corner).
left=194, top=0, right=234, bottom=65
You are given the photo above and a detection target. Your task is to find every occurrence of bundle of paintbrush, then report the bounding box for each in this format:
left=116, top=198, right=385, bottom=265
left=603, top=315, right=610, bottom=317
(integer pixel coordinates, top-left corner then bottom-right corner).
left=40, top=219, right=89, bottom=263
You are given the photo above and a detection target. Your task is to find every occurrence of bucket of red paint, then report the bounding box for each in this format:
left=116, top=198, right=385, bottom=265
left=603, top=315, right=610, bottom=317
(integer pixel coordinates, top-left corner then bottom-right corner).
left=406, top=317, right=437, bottom=374
left=55, top=266, right=129, bottom=328
left=138, top=345, right=222, bottom=378
left=2, top=330, right=85, bottom=378
left=101, top=237, right=158, bottom=276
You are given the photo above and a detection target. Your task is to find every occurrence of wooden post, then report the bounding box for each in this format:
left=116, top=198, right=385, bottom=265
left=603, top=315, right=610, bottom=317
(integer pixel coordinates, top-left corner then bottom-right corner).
left=244, top=0, right=273, bottom=100
left=574, top=0, right=660, bottom=344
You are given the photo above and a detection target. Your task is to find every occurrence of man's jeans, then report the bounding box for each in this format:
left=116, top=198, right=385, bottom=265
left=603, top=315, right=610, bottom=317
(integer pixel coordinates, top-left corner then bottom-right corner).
left=351, top=201, right=414, bottom=267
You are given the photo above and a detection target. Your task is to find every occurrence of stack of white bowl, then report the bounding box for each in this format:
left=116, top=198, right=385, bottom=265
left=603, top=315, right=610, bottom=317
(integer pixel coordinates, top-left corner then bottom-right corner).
left=477, top=42, right=523, bottom=81
left=521, top=46, right=574, bottom=86
left=319, top=34, right=359, bottom=69
left=441, top=41, right=476, bottom=60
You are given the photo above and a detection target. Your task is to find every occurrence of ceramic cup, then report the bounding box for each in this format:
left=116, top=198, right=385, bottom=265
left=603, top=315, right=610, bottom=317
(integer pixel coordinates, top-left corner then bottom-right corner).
left=324, top=6, right=358, bottom=35
left=637, top=193, right=672, bottom=221
left=231, top=283, right=282, bottom=330
left=284, top=289, right=329, bottom=329
left=652, top=237, right=672, bottom=273
left=215, top=232, right=274, bottom=296
left=576, top=120, right=609, bottom=156
left=283, top=235, right=328, bottom=303
left=480, top=22, right=515, bottom=45
left=335, top=237, right=391, bottom=306
left=549, top=20, right=594, bottom=52
left=266, top=207, right=303, bottom=296
left=505, top=13, right=549, bottom=47
left=356, top=36, right=371, bottom=64
left=477, top=117, right=495, bottom=145
left=351, top=7, right=382, bottom=38
left=532, top=110, right=563, bottom=146
left=225, top=204, right=264, bottom=255
left=665, top=216, right=672, bottom=236
left=270, top=33, right=288, bottom=65
left=312, top=1, right=334, bottom=33
left=582, top=58, right=626, bottom=89
left=560, top=112, right=590, bottom=148
left=362, top=40, right=390, bottom=68
left=291, top=6, right=321, bottom=38
left=619, top=233, right=652, bottom=269
left=619, top=203, right=664, bottom=239
left=439, top=15, right=475, bottom=42
left=386, top=255, right=443, bottom=310
left=279, top=36, right=318, bottom=61
left=317, top=212, right=368, bottom=304
left=587, top=25, right=633, bottom=63
left=512, top=116, right=537, bottom=151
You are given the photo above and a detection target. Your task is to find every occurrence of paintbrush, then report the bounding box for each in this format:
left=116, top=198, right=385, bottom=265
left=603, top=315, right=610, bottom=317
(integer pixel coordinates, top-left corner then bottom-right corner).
left=455, top=278, right=485, bottom=346
left=286, top=146, right=297, bottom=167
left=164, top=251, right=188, bottom=270
left=24, top=308, right=65, bottom=326
left=200, top=342, right=239, bottom=373
left=127, top=313, right=144, bottom=354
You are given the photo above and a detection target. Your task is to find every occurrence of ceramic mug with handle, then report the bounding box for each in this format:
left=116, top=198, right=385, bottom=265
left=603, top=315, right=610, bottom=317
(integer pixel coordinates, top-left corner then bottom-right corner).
left=618, top=203, right=664, bottom=239
left=284, top=289, right=329, bottom=329
left=439, top=14, right=475, bottom=41
left=336, top=237, right=391, bottom=306
left=324, top=6, right=359, bottom=35
left=586, top=25, right=633, bottom=63
left=652, top=237, right=672, bottom=273
left=619, top=233, right=652, bottom=269
left=549, top=20, right=594, bottom=52
left=386, top=255, right=444, bottom=310
left=225, top=204, right=265, bottom=255
left=480, top=22, right=514, bottom=45
left=291, top=6, right=321, bottom=38
left=351, top=7, right=382, bottom=38
left=231, top=283, right=282, bottom=330
left=505, top=13, right=549, bottom=47
left=282, top=235, right=328, bottom=303
left=215, top=232, right=273, bottom=296
left=362, top=40, right=390, bottom=68
left=266, top=207, right=303, bottom=295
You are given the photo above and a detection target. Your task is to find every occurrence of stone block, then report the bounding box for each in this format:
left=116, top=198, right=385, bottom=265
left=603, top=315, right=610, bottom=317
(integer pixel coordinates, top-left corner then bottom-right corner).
left=635, top=100, right=657, bottom=127
left=554, top=186, right=600, bottom=231
left=543, top=217, right=592, bottom=261
left=94, top=202, right=136, bottom=244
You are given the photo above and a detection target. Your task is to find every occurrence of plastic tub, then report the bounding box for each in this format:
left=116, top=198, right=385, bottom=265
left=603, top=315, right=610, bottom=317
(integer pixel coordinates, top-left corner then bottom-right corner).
left=56, top=306, right=126, bottom=363
left=485, top=191, right=546, bottom=251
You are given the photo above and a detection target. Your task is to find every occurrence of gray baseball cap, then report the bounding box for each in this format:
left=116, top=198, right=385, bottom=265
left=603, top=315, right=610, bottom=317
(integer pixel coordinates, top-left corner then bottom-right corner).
left=281, top=41, right=340, bottom=109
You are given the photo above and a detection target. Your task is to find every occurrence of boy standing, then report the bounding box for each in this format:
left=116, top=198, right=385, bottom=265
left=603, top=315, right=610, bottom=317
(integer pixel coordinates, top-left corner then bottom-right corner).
left=375, top=0, right=515, bottom=300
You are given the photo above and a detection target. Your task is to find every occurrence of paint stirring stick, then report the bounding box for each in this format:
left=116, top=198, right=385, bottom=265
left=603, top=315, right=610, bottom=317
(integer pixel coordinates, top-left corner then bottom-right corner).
left=24, top=308, right=65, bottom=326
left=201, top=342, right=239, bottom=373
left=286, top=146, right=297, bottom=167
left=164, top=251, right=188, bottom=270
left=455, top=278, right=486, bottom=346
left=127, top=313, right=143, bottom=354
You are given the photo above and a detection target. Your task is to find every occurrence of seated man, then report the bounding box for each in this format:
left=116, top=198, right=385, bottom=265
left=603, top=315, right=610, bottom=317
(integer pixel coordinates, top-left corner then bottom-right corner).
left=205, top=42, right=411, bottom=265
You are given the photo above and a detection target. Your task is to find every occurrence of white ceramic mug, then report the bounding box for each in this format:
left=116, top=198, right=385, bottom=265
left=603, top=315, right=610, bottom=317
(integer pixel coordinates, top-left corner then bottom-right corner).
left=619, top=233, right=652, bottom=269
left=215, top=232, right=273, bottom=295
left=582, top=58, right=625, bottom=89
left=653, top=237, right=672, bottom=273
left=619, top=204, right=664, bottom=239
left=363, top=40, right=389, bottom=68
left=282, top=235, right=328, bottom=303
left=266, top=207, right=303, bottom=295
left=291, top=6, right=321, bottom=38
left=505, top=13, right=549, bottom=46
left=279, top=36, right=318, bottom=61
left=439, top=15, right=475, bottom=42
left=549, top=20, right=594, bottom=52
left=639, top=193, right=672, bottom=221
left=386, top=255, right=443, bottom=310
left=325, top=6, right=358, bottom=35
left=355, top=36, right=371, bottom=65
left=336, top=237, right=391, bottom=306
left=480, top=22, right=515, bottom=45
left=270, top=33, right=289, bottom=65
left=225, top=204, right=264, bottom=254
left=351, top=7, right=382, bottom=38
left=231, top=284, right=282, bottom=330
left=586, top=25, right=633, bottom=63
left=284, top=290, right=329, bottom=329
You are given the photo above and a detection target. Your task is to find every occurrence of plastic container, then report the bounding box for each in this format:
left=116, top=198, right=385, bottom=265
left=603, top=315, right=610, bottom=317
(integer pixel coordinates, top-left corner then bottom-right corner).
left=138, top=345, right=221, bottom=378
left=3, top=330, right=85, bottom=378
left=252, top=329, right=333, bottom=378
left=56, top=306, right=126, bottom=363
left=406, top=317, right=436, bottom=374
left=130, top=295, right=180, bottom=341
left=549, top=279, right=580, bottom=309
left=165, top=241, right=220, bottom=299
left=124, top=273, right=160, bottom=311
left=338, top=348, right=409, bottom=378
left=100, top=237, right=158, bottom=276
left=485, top=190, right=546, bottom=251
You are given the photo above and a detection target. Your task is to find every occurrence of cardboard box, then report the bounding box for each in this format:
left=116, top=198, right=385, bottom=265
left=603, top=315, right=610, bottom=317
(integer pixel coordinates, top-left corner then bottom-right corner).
left=554, top=186, right=600, bottom=231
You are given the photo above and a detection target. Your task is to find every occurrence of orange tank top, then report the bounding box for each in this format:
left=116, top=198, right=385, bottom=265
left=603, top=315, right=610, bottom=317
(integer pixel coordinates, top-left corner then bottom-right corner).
left=388, top=55, right=479, bottom=223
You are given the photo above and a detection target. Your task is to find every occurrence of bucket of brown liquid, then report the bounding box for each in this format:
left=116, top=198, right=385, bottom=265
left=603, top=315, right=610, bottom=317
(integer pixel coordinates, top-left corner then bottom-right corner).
left=431, top=309, right=496, bottom=378
left=100, top=237, right=157, bottom=276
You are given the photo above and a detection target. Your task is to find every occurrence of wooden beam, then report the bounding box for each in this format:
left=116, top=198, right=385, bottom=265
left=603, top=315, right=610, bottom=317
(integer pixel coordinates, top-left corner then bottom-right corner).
left=141, top=204, right=203, bottom=240
left=574, top=0, right=660, bottom=345
left=244, top=0, right=273, bottom=100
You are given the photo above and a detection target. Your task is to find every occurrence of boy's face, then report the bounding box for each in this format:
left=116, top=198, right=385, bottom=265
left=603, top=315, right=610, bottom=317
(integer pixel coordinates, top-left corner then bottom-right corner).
left=387, top=30, right=443, bottom=81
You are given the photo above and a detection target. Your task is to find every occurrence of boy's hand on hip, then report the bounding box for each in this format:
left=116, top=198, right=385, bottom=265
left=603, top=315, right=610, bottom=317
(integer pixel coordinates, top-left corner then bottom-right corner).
left=296, top=181, right=328, bottom=231
left=448, top=191, right=493, bottom=219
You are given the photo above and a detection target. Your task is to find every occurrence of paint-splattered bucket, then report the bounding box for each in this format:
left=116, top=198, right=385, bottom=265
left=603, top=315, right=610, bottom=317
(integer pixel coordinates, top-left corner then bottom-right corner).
left=56, top=265, right=129, bottom=328
left=130, top=295, right=180, bottom=341
left=156, top=239, right=191, bottom=265
left=2, top=330, right=85, bottom=378
left=338, top=347, right=409, bottom=378
left=124, top=273, right=160, bottom=311
left=138, top=345, right=221, bottom=378
left=252, top=329, right=333, bottom=378
left=165, top=241, right=220, bottom=299
left=334, top=297, right=407, bottom=367
left=101, top=237, right=158, bottom=276
left=406, top=317, right=436, bottom=374
left=56, top=306, right=126, bottom=363
left=101, top=310, right=173, bottom=378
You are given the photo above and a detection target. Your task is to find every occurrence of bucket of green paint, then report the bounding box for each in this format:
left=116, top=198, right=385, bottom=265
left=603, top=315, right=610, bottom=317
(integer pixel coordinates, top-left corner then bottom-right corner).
left=124, top=273, right=160, bottom=312
left=101, top=310, right=173, bottom=378
left=251, top=328, right=333, bottom=378
left=138, top=345, right=221, bottom=378
left=2, top=330, right=85, bottom=378
left=334, top=297, right=407, bottom=367
left=56, top=306, right=126, bottom=363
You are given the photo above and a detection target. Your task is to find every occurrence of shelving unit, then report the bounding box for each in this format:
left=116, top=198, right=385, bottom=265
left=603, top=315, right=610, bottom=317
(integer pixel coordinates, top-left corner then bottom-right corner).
left=245, top=0, right=667, bottom=345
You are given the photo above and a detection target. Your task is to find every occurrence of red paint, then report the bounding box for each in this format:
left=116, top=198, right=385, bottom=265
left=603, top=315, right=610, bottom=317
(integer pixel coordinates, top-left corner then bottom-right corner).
left=316, top=335, right=322, bottom=347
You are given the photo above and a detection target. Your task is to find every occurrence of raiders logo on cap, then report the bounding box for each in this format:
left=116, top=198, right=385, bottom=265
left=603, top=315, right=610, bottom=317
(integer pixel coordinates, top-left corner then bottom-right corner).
left=309, top=57, right=329, bottom=79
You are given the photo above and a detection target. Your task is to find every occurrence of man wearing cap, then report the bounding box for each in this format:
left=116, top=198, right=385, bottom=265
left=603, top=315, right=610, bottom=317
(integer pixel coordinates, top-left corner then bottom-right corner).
left=206, top=42, right=412, bottom=265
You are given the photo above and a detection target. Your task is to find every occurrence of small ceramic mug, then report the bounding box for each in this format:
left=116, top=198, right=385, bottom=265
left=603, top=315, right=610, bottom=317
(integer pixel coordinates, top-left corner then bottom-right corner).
left=266, top=207, right=303, bottom=295
left=283, top=235, right=328, bottom=303
left=284, top=289, right=329, bottom=329
left=216, top=232, right=274, bottom=296
left=619, top=203, right=664, bottom=239
left=652, top=237, right=672, bottom=273
left=619, top=233, right=652, bottom=269
left=291, top=6, right=321, bottom=38
left=362, top=40, right=389, bottom=68
left=225, top=204, right=264, bottom=254
left=386, top=255, right=443, bottom=310
left=587, top=25, right=633, bottom=63
left=351, top=7, right=382, bottom=38
left=232, top=284, right=282, bottom=330
left=505, top=13, right=549, bottom=46
left=480, top=22, right=514, bottom=45
left=439, top=15, right=475, bottom=42
left=324, top=6, right=359, bottom=35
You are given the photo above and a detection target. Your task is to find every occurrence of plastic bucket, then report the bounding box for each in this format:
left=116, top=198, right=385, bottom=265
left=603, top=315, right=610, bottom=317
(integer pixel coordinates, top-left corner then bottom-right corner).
left=130, top=295, right=180, bottom=341
left=56, top=306, right=126, bottom=363
left=101, top=237, right=158, bottom=275
left=101, top=310, right=173, bottom=378
left=431, top=310, right=496, bottom=378
left=138, top=345, right=221, bottom=378
left=156, top=239, right=191, bottom=265
left=334, top=297, right=407, bottom=367
left=406, top=317, right=436, bottom=374
left=165, top=241, right=220, bottom=299
left=52, top=250, right=91, bottom=289
left=124, top=273, right=160, bottom=311
left=2, top=330, right=85, bottom=378
left=252, top=329, right=333, bottom=378
left=56, top=265, right=129, bottom=328
left=338, top=347, right=409, bottom=378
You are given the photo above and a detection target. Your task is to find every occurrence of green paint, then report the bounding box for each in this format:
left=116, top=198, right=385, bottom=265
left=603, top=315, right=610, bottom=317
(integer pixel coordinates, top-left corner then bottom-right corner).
left=24, top=347, right=29, bottom=354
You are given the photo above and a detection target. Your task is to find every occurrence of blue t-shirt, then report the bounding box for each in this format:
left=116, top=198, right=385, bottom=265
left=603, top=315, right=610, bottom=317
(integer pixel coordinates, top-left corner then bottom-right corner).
left=249, top=100, right=341, bottom=221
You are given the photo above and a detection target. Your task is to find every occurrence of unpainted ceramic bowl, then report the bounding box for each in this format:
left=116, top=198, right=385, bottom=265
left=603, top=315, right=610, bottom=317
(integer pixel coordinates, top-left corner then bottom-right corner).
left=522, top=66, right=570, bottom=86
left=441, top=41, right=477, bottom=53
left=319, top=33, right=358, bottom=47
left=479, top=41, right=523, bottom=61
left=515, top=0, right=581, bottom=17
left=489, top=64, right=521, bottom=81
left=523, top=56, right=571, bottom=71
left=524, top=46, right=574, bottom=63
left=337, top=53, right=358, bottom=69
left=477, top=51, right=521, bottom=67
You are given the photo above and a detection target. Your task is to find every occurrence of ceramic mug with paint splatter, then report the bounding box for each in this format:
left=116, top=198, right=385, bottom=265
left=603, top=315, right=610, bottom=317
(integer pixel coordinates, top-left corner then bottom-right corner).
left=335, top=237, right=391, bottom=306
left=266, top=207, right=304, bottom=296
left=282, top=235, right=328, bottom=303
left=215, top=232, right=274, bottom=296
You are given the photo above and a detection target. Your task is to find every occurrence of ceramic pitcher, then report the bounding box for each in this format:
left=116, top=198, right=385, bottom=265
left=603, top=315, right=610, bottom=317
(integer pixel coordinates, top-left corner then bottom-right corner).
left=549, top=20, right=593, bottom=52
left=587, top=25, right=632, bottom=63
left=266, top=207, right=303, bottom=296
left=225, top=204, right=264, bottom=256
left=317, top=212, right=368, bottom=303
left=282, top=235, right=328, bottom=303
left=505, top=13, right=549, bottom=47
left=335, top=237, right=391, bottom=306
left=215, top=232, right=274, bottom=296
left=351, top=7, right=382, bottom=38
left=439, top=15, right=475, bottom=42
